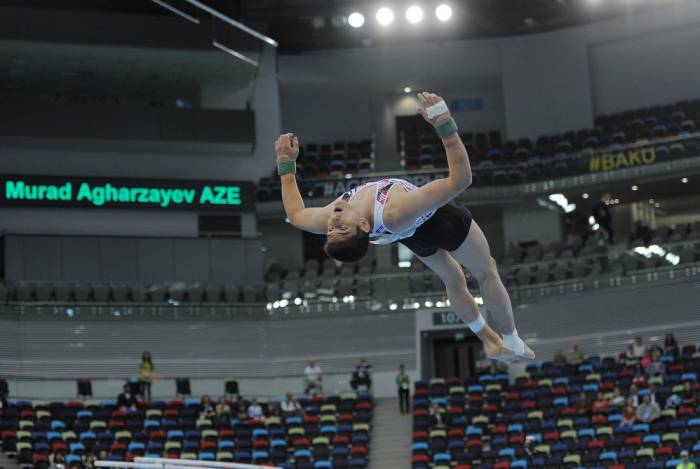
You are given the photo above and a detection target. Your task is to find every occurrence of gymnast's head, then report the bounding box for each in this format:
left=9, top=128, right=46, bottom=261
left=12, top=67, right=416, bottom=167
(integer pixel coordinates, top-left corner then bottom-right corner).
left=324, top=199, right=370, bottom=262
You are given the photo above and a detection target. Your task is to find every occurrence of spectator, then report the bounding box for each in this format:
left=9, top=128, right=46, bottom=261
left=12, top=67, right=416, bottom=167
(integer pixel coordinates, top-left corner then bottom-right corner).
left=235, top=401, right=247, bottom=420
left=553, top=350, right=566, bottom=368
left=51, top=453, right=66, bottom=469
left=304, top=360, right=323, bottom=395
left=682, top=382, right=698, bottom=407
left=268, top=402, right=281, bottom=418
left=592, top=392, right=608, bottom=414
left=566, top=344, right=585, bottom=366
left=629, top=384, right=642, bottom=407
left=97, top=451, right=108, bottom=461
left=280, top=392, right=302, bottom=417
left=645, top=350, right=665, bottom=377
left=678, top=450, right=697, bottom=469
left=215, top=397, right=231, bottom=418
left=664, top=333, right=679, bottom=356
left=609, top=386, right=626, bottom=408
left=0, top=391, right=7, bottom=413
left=429, top=403, right=446, bottom=428
left=82, top=453, right=96, bottom=469
left=649, top=382, right=663, bottom=407
left=199, top=395, right=216, bottom=419
left=116, top=383, right=137, bottom=411
left=138, top=351, right=155, bottom=401
left=351, top=358, right=372, bottom=391
left=247, top=399, right=265, bottom=421
left=592, top=196, right=614, bottom=243
left=575, top=392, right=589, bottom=415
left=621, top=397, right=636, bottom=428
left=632, top=364, right=647, bottom=388
left=636, top=394, right=660, bottom=423
left=629, top=337, right=645, bottom=360
left=396, top=364, right=411, bottom=415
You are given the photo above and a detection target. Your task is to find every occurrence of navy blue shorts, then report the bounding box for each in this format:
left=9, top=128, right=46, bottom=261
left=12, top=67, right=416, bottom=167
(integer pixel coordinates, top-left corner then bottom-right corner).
left=400, top=202, right=473, bottom=257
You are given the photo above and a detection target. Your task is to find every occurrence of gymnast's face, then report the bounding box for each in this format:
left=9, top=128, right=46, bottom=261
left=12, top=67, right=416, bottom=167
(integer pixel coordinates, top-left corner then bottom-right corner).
left=327, top=199, right=366, bottom=240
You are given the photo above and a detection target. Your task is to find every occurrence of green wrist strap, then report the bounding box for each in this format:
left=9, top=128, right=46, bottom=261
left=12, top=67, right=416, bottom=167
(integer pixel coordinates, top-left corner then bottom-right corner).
left=277, top=160, right=296, bottom=176
left=435, top=117, right=458, bottom=139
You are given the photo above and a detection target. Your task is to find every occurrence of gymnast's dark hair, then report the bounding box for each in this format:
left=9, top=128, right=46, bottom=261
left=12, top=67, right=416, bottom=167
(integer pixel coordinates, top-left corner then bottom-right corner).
left=324, top=228, right=370, bottom=263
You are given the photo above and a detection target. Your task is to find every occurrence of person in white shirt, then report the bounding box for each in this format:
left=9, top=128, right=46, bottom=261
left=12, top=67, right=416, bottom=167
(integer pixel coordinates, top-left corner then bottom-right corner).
left=247, top=399, right=265, bottom=421
left=304, top=360, right=323, bottom=395
left=280, top=392, right=302, bottom=417
left=629, top=336, right=645, bottom=359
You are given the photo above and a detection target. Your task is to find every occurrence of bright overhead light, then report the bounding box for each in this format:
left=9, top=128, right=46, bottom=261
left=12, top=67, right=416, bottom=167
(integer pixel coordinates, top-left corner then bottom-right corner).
left=631, top=185, right=638, bottom=191
left=435, top=4, right=452, bottom=21
left=376, top=7, right=395, bottom=26
left=406, top=5, right=424, bottom=24
left=403, top=86, right=412, bottom=93
left=348, top=12, right=365, bottom=28
left=682, top=177, right=688, bottom=183
left=582, top=193, right=589, bottom=199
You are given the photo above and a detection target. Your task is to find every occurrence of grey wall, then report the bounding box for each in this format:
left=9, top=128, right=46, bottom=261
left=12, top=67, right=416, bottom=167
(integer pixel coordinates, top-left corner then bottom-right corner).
left=278, top=1, right=700, bottom=147
left=502, top=202, right=562, bottom=246
left=259, top=218, right=305, bottom=269
left=4, top=235, right=264, bottom=283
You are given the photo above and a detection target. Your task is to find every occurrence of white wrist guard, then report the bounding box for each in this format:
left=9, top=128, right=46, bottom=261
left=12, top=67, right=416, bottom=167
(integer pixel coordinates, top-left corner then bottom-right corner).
left=426, top=100, right=449, bottom=119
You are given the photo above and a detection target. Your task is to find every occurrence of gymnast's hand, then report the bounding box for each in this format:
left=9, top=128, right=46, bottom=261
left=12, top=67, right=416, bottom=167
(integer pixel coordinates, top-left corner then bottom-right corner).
left=417, top=91, right=451, bottom=126
left=275, top=132, right=300, bottom=162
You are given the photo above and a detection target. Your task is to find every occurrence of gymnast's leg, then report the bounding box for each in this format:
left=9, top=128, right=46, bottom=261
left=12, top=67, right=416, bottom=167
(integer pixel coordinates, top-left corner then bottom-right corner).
left=449, top=221, right=534, bottom=359
left=416, top=249, right=514, bottom=360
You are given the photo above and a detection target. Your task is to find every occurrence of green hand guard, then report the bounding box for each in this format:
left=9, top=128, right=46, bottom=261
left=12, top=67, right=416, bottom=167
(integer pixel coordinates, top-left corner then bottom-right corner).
left=435, top=117, right=458, bottom=139
left=277, top=160, right=296, bottom=176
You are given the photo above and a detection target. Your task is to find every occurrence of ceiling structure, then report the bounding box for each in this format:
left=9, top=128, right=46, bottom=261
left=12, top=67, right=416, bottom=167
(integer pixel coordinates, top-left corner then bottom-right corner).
left=0, top=0, right=678, bottom=53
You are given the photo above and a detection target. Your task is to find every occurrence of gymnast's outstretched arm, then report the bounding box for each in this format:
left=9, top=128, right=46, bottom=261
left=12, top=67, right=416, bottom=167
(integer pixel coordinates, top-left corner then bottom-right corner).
left=388, top=92, right=472, bottom=229
left=276, top=132, right=332, bottom=234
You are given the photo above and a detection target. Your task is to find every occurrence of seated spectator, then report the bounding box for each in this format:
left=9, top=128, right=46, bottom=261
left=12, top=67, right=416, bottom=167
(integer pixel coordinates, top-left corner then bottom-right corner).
left=429, top=403, right=446, bottom=428
left=280, top=392, right=302, bottom=417
left=678, top=450, right=696, bottom=469
left=199, top=395, right=216, bottom=419
left=566, top=343, right=585, bottom=365
left=636, top=394, right=660, bottom=423
left=235, top=401, right=248, bottom=420
left=215, top=397, right=231, bottom=417
left=247, top=399, right=265, bottom=421
left=645, top=350, right=665, bottom=377
left=629, top=336, right=645, bottom=360
left=268, top=402, right=281, bottom=417
left=97, top=451, right=108, bottom=461
left=649, top=382, right=663, bottom=407
left=553, top=350, right=566, bottom=368
left=629, top=384, right=642, bottom=407
left=351, top=357, right=373, bottom=391
left=51, top=452, right=66, bottom=469
left=664, top=333, right=679, bottom=356
left=116, top=383, right=137, bottom=411
left=82, top=453, right=96, bottom=469
left=575, top=391, right=589, bottom=415
left=304, top=360, right=323, bottom=395
left=621, top=397, right=636, bottom=427
left=682, top=382, right=698, bottom=407
left=609, top=386, right=626, bottom=408
left=592, top=391, right=609, bottom=414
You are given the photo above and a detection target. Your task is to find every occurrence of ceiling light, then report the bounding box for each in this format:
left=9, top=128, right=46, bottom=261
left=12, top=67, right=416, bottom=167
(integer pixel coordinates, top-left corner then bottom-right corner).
left=582, top=193, right=589, bottom=199
left=631, top=185, right=638, bottom=191
left=682, top=177, right=688, bottom=183
left=406, top=5, right=424, bottom=24
left=376, top=7, right=395, bottom=26
left=348, top=12, right=365, bottom=28
left=310, top=16, right=326, bottom=29
left=403, top=86, right=412, bottom=93
left=435, top=4, right=453, bottom=21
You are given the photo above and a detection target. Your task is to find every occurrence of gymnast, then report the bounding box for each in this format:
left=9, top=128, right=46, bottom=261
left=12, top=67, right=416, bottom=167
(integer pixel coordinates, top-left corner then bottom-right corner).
left=275, top=91, right=534, bottom=361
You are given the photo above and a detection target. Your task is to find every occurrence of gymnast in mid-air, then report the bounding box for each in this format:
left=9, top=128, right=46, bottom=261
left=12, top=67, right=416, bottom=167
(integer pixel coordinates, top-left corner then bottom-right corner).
left=275, top=91, right=534, bottom=362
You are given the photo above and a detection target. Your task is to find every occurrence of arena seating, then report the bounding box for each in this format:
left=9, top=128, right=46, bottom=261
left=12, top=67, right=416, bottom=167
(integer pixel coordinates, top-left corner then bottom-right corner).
left=402, top=98, right=700, bottom=174
left=2, top=224, right=700, bottom=305
left=257, top=99, right=700, bottom=201
left=0, top=393, right=373, bottom=469
left=411, top=344, right=700, bottom=469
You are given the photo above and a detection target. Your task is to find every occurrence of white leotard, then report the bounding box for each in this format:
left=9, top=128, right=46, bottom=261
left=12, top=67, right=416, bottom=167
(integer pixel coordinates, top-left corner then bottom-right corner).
left=340, top=178, right=436, bottom=245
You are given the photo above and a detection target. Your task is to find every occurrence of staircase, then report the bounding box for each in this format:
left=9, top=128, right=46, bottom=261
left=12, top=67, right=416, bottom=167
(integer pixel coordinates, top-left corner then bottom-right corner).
left=369, top=398, right=412, bottom=469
